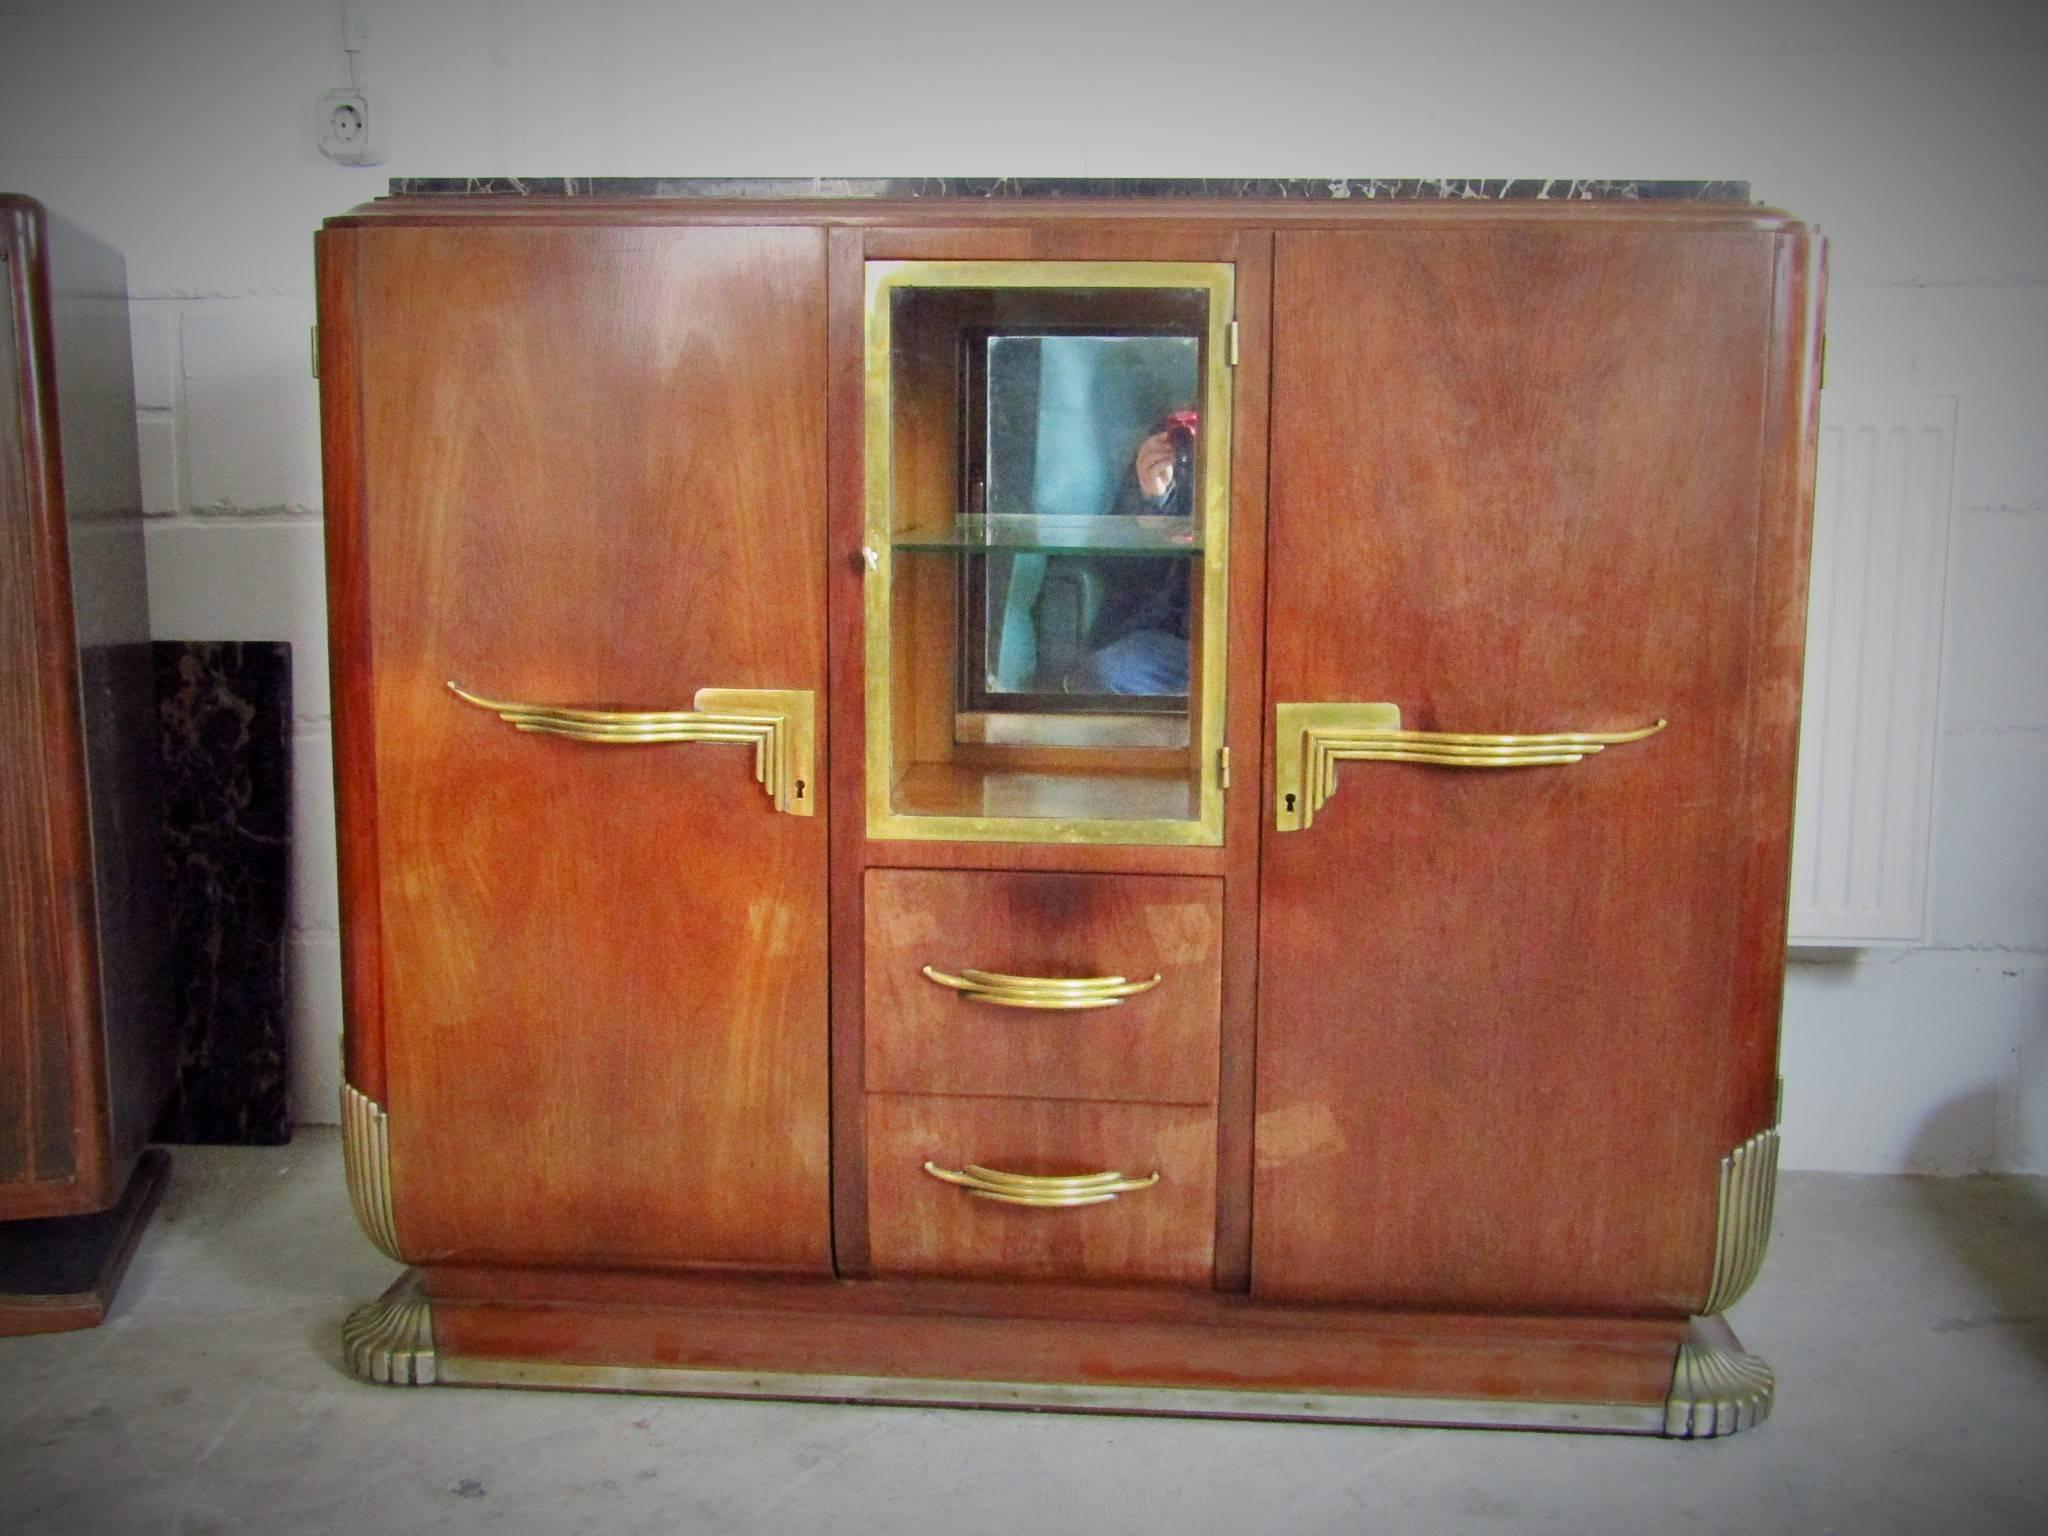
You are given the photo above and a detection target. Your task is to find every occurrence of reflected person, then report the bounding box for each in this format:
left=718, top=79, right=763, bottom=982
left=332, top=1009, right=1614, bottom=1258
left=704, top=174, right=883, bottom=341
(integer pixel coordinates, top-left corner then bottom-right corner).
left=1062, top=410, right=1196, bottom=697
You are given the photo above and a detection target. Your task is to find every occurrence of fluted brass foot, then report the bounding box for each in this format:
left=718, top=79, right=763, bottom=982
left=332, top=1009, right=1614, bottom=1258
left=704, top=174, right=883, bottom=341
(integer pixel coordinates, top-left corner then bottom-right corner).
left=1664, top=1315, right=1773, bottom=1438
left=341, top=1083, right=404, bottom=1262
left=343, top=1274, right=437, bottom=1386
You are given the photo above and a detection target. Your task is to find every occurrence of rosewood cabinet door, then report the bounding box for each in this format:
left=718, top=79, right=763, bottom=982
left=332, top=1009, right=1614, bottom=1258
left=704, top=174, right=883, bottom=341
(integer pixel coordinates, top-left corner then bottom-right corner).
left=335, top=225, right=831, bottom=1271
left=1252, top=222, right=1812, bottom=1313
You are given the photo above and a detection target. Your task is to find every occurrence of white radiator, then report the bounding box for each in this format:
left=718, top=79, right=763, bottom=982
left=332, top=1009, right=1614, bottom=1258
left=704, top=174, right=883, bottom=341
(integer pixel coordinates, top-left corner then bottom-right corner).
left=1787, top=395, right=1957, bottom=946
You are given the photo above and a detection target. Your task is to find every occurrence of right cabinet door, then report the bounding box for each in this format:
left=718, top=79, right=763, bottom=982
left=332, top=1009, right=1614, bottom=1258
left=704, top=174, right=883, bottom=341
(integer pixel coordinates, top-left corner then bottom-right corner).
left=1252, top=219, right=1813, bottom=1313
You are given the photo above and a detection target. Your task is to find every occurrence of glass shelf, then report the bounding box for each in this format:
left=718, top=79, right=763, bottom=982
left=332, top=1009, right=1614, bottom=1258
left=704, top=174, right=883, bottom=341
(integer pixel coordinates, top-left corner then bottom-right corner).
left=893, top=514, right=1203, bottom=558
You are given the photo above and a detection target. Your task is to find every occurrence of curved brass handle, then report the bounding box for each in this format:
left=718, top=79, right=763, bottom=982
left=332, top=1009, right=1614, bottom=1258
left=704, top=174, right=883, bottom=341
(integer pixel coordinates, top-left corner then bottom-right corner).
left=922, top=1162, right=1160, bottom=1207
left=449, top=680, right=815, bottom=816
left=920, top=964, right=1162, bottom=1010
left=1275, top=701, right=1667, bottom=831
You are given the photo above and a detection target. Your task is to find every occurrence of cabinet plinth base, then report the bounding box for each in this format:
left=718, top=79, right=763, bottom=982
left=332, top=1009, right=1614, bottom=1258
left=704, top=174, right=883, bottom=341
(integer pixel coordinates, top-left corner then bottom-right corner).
left=0, top=1150, right=170, bottom=1337
left=343, top=1269, right=1769, bottom=1438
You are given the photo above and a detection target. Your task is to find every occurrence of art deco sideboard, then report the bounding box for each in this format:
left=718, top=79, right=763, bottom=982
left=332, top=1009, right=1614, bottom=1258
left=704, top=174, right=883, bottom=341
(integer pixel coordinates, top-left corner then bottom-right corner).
left=317, top=179, right=1821, bottom=1436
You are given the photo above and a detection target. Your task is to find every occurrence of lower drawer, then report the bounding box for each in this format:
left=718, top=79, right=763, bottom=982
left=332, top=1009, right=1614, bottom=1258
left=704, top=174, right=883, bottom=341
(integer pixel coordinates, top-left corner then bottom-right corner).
left=865, top=1094, right=1216, bottom=1287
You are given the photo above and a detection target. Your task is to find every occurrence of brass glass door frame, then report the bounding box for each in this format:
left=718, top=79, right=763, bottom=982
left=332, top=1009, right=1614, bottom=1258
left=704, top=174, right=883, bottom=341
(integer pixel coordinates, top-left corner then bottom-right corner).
left=862, top=259, right=1235, bottom=845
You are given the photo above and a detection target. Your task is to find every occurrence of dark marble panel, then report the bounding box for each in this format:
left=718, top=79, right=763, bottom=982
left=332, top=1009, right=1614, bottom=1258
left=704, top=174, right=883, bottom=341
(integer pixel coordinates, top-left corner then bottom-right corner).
left=153, top=642, right=291, bottom=1146
left=387, top=176, right=1751, bottom=202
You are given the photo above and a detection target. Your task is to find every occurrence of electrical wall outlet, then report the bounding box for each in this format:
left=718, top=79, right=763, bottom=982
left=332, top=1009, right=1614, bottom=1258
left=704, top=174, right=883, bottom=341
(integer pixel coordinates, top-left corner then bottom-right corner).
left=316, top=87, right=385, bottom=166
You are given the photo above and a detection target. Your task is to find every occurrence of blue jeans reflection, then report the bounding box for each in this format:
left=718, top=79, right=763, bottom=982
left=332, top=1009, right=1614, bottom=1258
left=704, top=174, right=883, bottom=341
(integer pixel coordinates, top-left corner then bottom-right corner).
left=1063, top=630, right=1188, bottom=697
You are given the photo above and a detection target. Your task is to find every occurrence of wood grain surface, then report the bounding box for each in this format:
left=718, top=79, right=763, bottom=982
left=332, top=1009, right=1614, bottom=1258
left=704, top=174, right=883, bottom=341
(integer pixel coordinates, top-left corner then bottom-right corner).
left=865, top=1094, right=1217, bottom=1285
left=1, top=196, right=164, bottom=1221
left=864, top=867, right=1221, bottom=1104
left=341, top=223, right=833, bottom=1271
left=823, top=226, right=872, bottom=1272
left=1721, top=231, right=1827, bottom=1139
left=423, top=1264, right=1685, bottom=1408
left=316, top=229, right=389, bottom=1106
left=0, top=199, right=88, bottom=1201
left=1252, top=224, right=1813, bottom=1314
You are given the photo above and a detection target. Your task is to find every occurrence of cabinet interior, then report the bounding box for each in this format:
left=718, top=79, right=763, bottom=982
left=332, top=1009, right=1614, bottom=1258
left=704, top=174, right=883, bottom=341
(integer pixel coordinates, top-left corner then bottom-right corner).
left=864, top=261, right=1234, bottom=843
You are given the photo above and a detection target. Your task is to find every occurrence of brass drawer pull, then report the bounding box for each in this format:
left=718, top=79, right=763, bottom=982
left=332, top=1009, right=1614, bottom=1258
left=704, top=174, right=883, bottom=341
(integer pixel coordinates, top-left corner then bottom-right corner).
left=922, top=1161, right=1160, bottom=1207
left=448, top=681, right=815, bottom=815
left=920, top=965, right=1162, bottom=1010
left=1274, top=701, right=1667, bottom=831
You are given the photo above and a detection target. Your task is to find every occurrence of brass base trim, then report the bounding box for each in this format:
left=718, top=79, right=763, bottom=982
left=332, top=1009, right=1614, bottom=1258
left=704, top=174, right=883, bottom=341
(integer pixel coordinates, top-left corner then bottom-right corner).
left=343, top=1276, right=438, bottom=1387
left=436, top=1355, right=1668, bottom=1434
left=1664, top=1316, right=1773, bottom=1439
left=347, top=1274, right=1766, bottom=1438
left=1704, top=1125, right=1780, bottom=1315
left=341, top=1082, right=403, bottom=1262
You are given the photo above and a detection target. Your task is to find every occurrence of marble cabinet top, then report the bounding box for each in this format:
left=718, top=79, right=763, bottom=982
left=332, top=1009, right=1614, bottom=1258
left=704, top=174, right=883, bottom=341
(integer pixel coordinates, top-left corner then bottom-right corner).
left=387, top=176, right=1750, bottom=202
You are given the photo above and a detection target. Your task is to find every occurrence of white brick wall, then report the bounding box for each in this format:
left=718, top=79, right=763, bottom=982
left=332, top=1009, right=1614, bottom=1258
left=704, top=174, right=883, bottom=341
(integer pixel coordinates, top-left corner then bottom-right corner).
left=1, top=0, right=2042, bottom=1170
left=181, top=301, right=323, bottom=512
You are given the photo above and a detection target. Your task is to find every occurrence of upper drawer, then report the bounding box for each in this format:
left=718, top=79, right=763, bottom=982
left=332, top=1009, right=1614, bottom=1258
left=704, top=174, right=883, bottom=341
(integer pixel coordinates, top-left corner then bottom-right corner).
left=864, top=869, right=1221, bottom=1105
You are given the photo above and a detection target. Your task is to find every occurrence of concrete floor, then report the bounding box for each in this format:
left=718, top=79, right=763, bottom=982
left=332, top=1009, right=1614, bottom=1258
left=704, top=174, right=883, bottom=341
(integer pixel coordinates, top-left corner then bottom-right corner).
left=2, top=1136, right=2044, bottom=1535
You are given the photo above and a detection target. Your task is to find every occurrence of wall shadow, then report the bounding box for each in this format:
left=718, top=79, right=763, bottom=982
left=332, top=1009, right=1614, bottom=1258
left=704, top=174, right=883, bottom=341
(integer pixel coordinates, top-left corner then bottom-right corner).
left=1901, top=1088, right=2048, bottom=1373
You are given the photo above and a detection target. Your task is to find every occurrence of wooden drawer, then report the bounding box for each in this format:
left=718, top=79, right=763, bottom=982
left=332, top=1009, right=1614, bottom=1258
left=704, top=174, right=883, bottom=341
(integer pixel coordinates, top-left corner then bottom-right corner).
left=863, top=869, right=1221, bottom=1104
left=865, top=1094, right=1216, bottom=1286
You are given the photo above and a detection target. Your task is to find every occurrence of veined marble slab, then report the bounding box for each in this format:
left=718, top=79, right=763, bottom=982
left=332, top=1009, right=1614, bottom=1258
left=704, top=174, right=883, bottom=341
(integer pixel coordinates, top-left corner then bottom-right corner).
left=386, top=176, right=1750, bottom=202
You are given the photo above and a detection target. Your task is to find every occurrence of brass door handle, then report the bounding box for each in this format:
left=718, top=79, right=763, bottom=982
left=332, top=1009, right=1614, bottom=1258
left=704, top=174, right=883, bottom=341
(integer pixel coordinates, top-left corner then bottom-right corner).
left=448, top=680, right=816, bottom=815
left=1274, top=701, right=1667, bottom=831
left=922, top=1162, right=1160, bottom=1207
left=920, top=964, right=1162, bottom=1010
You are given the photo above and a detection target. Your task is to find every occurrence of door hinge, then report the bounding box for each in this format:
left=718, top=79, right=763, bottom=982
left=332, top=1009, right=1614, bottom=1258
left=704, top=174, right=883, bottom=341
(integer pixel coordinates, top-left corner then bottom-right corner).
left=1818, top=331, right=1827, bottom=390
left=310, top=325, right=320, bottom=380
left=1226, top=318, right=1239, bottom=367
left=1217, top=746, right=1232, bottom=790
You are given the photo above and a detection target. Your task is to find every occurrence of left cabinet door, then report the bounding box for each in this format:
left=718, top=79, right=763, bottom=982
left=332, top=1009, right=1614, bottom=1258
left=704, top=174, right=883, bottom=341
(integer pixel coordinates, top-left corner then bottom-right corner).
left=323, top=223, right=831, bottom=1272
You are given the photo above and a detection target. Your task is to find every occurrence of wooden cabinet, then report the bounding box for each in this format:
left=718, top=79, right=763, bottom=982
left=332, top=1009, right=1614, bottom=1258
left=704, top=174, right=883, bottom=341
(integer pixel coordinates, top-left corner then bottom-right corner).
left=319, top=190, right=1821, bottom=1437
left=1, top=196, right=173, bottom=1333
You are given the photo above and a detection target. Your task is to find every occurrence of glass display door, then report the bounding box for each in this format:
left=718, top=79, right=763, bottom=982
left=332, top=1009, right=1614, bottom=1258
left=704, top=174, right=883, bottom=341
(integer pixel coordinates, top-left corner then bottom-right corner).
left=864, top=261, right=1234, bottom=844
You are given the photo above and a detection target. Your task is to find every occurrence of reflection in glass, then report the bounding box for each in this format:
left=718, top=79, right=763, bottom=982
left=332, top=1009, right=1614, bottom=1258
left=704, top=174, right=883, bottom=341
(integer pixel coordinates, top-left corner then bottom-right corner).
left=867, top=262, right=1230, bottom=840
left=970, top=334, right=1200, bottom=709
